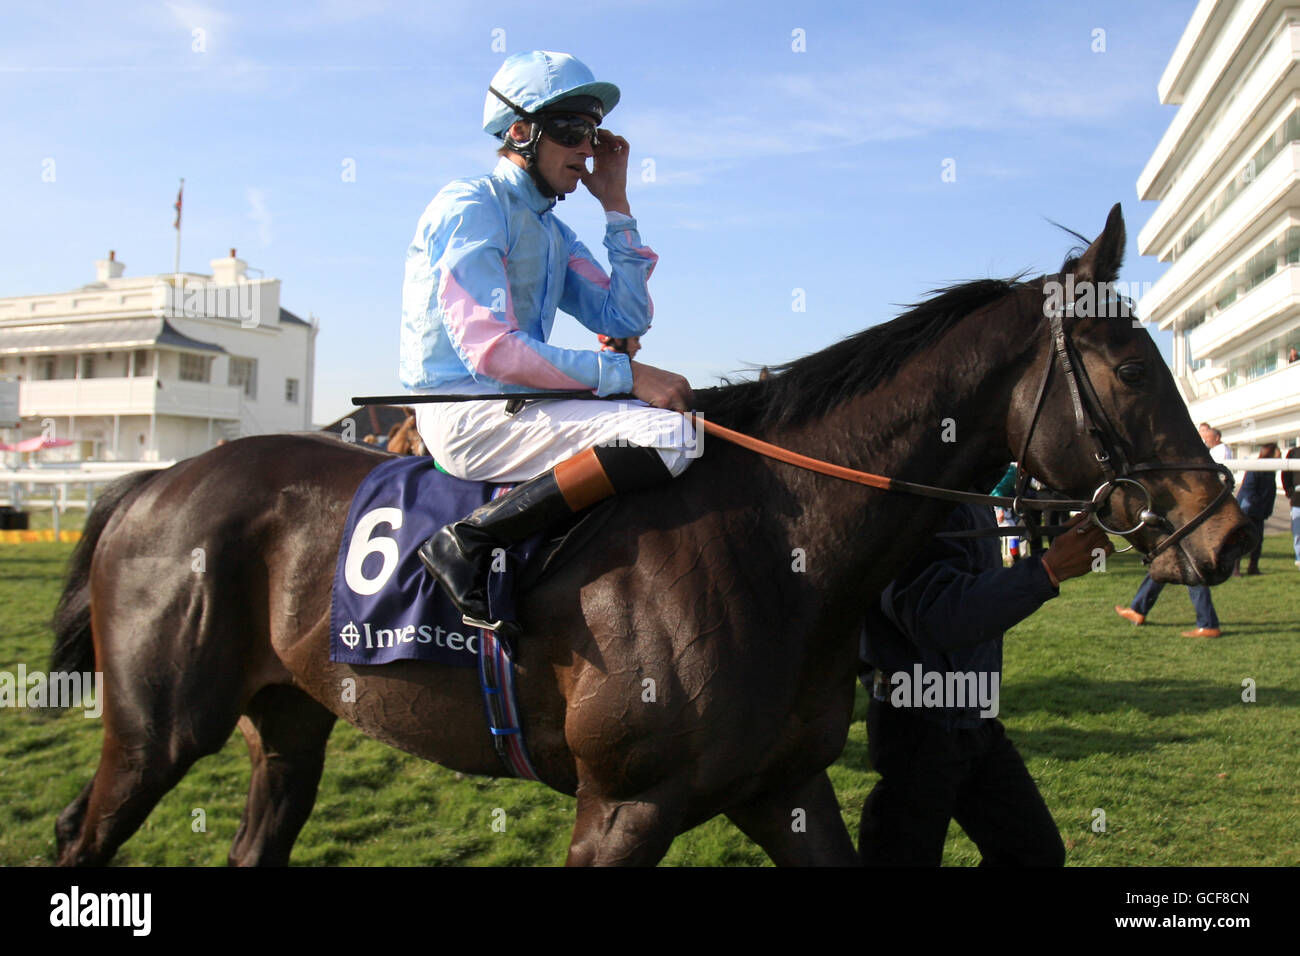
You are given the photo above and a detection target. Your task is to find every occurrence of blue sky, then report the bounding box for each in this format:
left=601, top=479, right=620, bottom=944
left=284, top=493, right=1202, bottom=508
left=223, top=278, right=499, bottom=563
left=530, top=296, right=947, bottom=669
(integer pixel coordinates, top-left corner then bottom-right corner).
left=0, top=0, right=1196, bottom=425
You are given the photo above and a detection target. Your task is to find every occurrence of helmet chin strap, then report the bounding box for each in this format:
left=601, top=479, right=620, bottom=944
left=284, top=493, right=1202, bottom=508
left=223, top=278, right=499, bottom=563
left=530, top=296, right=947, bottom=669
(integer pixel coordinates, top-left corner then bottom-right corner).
left=490, top=85, right=575, bottom=201
left=503, top=126, right=563, bottom=201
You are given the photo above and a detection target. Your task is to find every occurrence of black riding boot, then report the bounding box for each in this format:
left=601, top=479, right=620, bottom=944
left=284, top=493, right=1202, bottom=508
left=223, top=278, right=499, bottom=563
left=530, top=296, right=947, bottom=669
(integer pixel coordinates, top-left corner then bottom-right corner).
left=418, top=444, right=672, bottom=636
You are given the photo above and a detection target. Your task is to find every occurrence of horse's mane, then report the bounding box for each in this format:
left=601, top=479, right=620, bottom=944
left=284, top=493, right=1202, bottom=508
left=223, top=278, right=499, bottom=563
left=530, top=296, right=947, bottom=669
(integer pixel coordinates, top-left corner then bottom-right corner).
left=693, top=275, right=1035, bottom=431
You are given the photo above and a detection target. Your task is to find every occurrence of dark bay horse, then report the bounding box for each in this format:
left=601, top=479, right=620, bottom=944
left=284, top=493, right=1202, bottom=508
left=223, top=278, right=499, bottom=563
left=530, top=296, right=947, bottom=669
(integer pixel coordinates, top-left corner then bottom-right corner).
left=51, top=205, right=1254, bottom=865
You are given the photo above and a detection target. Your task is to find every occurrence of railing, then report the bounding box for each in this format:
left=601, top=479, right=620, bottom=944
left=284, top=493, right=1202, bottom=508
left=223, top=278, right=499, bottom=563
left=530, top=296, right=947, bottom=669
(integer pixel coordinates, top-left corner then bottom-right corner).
left=2, top=461, right=175, bottom=539
left=1188, top=359, right=1300, bottom=421
left=18, top=377, right=241, bottom=418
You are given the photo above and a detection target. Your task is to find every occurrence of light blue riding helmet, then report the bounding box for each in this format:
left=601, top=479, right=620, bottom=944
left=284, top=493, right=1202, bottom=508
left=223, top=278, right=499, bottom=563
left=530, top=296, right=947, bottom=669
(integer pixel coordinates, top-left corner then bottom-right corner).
left=483, top=51, right=621, bottom=138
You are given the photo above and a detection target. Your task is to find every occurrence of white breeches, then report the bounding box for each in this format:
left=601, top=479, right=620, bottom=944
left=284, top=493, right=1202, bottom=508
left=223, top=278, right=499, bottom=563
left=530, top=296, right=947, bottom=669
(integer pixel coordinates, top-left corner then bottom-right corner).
left=414, top=398, right=700, bottom=482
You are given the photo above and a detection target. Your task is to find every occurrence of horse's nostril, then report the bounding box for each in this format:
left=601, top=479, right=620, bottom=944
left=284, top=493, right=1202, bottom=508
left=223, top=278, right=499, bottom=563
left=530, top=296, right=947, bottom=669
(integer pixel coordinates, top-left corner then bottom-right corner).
left=1216, top=524, right=1257, bottom=567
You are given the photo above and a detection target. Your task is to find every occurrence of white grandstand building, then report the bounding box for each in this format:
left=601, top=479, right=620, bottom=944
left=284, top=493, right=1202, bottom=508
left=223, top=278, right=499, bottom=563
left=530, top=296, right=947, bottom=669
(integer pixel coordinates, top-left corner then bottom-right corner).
left=1138, top=0, right=1300, bottom=454
left=0, top=251, right=317, bottom=461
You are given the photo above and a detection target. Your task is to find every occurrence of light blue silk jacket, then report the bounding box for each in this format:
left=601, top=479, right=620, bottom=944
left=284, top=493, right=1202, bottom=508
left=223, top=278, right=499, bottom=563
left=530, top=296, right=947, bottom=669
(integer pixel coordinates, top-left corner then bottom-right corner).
left=400, top=158, right=658, bottom=397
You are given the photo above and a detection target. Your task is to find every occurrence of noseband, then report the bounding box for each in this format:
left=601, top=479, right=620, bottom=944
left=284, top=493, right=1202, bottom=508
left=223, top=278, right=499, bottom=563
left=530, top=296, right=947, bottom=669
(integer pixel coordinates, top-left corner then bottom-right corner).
left=1015, top=298, right=1235, bottom=564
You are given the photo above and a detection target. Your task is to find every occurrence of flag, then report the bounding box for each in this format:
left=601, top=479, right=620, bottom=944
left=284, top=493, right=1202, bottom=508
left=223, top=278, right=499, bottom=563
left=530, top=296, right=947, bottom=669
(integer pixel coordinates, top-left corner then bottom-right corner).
left=173, top=179, right=184, bottom=230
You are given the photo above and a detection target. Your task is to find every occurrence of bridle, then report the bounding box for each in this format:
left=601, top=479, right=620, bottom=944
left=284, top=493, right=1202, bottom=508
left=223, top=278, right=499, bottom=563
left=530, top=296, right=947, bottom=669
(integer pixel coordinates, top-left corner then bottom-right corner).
left=352, top=280, right=1237, bottom=564
left=1010, top=288, right=1235, bottom=564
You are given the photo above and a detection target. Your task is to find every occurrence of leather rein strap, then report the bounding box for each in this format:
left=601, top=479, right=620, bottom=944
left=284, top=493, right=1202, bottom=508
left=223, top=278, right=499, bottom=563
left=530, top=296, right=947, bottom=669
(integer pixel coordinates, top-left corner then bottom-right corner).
left=357, top=296, right=1235, bottom=564
left=696, top=302, right=1235, bottom=565
left=694, top=417, right=1092, bottom=513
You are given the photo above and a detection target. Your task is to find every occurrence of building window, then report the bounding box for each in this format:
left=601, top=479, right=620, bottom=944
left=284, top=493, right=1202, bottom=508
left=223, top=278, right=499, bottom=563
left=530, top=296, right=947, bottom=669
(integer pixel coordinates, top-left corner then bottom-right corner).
left=80, top=354, right=95, bottom=379
left=1287, top=227, right=1300, bottom=265
left=1221, top=327, right=1298, bottom=390
left=38, top=357, right=56, bottom=380
left=1170, top=107, right=1300, bottom=262
left=1212, top=269, right=1239, bottom=312
left=285, top=378, right=299, bottom=403
left=132, top=350, right=152, bottom=377
left=179, top=353, right=210, bottom=382
left=228, top=357, right=257, bottom=399
left=1246, top=240, right=1278, bottom=290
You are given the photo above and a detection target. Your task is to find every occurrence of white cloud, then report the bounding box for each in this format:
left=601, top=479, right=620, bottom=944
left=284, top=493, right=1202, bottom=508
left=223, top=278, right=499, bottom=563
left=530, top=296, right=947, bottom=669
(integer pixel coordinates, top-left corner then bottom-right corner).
left=247, top=188, right=272, bottom=246
left=618, top=41, right=1149, bottom=185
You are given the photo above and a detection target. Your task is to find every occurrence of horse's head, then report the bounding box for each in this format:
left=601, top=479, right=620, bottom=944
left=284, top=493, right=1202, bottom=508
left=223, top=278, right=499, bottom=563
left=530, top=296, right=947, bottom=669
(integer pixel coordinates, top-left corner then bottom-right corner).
left=1009, top=203, right=1256, bottom=585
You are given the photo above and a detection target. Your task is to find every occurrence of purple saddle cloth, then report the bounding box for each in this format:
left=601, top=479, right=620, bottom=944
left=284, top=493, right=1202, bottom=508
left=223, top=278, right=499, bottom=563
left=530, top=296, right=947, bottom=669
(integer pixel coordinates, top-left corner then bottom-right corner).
left=329, top=456, right=541, bottom=668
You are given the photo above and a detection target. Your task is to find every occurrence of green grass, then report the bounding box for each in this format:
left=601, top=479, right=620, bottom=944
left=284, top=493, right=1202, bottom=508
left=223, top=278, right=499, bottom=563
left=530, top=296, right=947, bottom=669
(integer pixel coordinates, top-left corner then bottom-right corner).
left=2, top=534, right=1298, bottom=866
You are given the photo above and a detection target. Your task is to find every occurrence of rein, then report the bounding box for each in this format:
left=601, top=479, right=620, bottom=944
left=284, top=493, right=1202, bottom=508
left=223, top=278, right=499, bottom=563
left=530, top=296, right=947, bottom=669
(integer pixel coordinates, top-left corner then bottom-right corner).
left=694, top=416, right=1091, bottom=514
left=354, top=306, right=1236, bottom=565
left=353, top=392, right=1089, bottom=514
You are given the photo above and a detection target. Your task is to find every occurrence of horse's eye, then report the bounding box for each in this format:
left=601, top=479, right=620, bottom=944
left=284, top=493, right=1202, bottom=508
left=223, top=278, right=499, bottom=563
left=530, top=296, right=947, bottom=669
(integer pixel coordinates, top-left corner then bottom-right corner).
left=1117, top=363, right=1145, bottom=386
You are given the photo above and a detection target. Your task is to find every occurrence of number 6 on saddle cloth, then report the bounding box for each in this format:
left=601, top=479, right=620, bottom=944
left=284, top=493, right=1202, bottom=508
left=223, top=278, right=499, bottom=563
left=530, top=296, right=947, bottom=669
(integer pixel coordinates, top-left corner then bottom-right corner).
left=330, top=455, right=610, bottom=782
left=329, top=455, right=591, bottom=667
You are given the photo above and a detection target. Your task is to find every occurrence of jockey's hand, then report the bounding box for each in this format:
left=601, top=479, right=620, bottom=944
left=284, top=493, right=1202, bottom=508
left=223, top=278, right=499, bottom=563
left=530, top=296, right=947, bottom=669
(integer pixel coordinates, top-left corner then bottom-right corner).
left=630, top=360, right=692, bottom=413
left=1039, top=512, right=1113, bottom=587
left=582, top=132, right=630, bottom=215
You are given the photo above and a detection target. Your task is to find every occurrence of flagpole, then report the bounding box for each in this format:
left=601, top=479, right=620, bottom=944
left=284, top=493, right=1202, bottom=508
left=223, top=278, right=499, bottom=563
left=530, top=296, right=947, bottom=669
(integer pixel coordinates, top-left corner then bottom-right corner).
left=173, top=177, right=184, bottom=277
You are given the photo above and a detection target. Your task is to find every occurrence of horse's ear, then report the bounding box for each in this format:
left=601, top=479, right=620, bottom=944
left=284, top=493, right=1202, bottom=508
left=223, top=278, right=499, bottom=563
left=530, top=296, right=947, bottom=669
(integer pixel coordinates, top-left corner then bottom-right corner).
left=1073, top=203, right=1126, bottom=286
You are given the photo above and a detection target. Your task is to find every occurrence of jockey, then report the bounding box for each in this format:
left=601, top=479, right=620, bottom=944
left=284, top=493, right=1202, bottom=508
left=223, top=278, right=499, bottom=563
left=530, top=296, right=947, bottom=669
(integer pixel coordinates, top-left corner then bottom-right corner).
left=400, top=51, right=696, bottom=636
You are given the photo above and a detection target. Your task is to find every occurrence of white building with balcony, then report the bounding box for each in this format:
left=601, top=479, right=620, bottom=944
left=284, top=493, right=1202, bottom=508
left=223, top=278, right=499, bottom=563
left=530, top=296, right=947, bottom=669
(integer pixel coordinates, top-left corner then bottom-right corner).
left=0, top=251, right=317, bottom=461
left=1137, top=0, right=1300, bottom=453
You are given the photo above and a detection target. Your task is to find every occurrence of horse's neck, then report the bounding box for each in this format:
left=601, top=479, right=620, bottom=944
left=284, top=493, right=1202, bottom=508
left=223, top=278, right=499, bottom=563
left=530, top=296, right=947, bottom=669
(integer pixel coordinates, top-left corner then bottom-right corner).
left=758, top=309, right=1039, bottom=625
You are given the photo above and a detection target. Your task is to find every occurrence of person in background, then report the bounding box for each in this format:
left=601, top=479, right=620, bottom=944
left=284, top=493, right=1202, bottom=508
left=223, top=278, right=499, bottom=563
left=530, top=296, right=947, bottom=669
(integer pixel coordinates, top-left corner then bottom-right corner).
left=1115, top=424, right=1229, bottom=637
left=1282, top=446, right=1300, bottom=570
left=598, top=333, right=642, bottom=360
left=990, top=464, right=1021, bottom=563
left=1236, top=443, right=1280, bottom=575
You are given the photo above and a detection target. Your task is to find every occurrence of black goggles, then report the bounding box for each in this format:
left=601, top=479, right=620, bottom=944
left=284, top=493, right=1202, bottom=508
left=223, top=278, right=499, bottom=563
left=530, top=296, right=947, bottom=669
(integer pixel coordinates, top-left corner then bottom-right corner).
left=537, top=113, right=600, bottom=148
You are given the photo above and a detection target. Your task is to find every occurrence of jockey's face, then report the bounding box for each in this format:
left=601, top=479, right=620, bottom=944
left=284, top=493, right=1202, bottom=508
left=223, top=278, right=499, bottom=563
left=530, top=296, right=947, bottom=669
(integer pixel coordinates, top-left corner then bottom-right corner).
left=533, top=114, right=597, bottom=195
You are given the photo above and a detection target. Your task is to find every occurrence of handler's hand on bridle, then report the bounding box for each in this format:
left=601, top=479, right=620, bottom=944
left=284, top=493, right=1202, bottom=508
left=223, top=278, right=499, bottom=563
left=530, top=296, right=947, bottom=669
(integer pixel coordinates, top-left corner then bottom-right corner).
left=630, top=360, right=693, bottom=413
left=1040, top=512, right=1114, bottom=586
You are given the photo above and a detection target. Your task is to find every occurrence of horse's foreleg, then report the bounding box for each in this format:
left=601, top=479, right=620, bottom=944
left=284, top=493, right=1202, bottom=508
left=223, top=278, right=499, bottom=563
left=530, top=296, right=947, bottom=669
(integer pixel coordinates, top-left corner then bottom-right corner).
left=565, top=779, right=686, bottom=866
left=55, top=778, right=95, bottom=860
left=725, top=770, right=860, bottom=866
left=229, top=685, right=337, bottom=867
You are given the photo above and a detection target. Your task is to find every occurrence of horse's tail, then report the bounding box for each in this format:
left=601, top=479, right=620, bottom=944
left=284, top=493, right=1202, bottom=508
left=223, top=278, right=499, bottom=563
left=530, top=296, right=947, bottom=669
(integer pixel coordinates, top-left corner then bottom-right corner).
left=50, top=469, right=158, bottom=677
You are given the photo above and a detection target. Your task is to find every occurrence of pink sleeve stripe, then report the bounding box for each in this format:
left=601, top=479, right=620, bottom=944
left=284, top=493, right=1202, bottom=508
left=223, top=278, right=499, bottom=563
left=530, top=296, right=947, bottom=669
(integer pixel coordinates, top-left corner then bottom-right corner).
left=619, top=231, right=657, bottom=317
left=622, top=231, right=659, bottom=276
left=440, top=270, right=588, bottom=390
left=568, top=254, right=611, bottom=289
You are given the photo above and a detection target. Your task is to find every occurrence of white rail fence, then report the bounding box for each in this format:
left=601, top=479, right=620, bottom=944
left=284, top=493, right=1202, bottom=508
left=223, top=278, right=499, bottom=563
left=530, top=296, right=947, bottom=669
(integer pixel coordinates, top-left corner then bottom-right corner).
left=2, top=462, right=175, bottom=539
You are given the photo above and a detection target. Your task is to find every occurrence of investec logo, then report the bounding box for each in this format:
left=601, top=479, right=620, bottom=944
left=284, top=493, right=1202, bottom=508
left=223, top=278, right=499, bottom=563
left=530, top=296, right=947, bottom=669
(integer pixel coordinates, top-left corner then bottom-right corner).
left=152, top=277, right=260, bottom=327
left=339, top=620, right=479, bottom=654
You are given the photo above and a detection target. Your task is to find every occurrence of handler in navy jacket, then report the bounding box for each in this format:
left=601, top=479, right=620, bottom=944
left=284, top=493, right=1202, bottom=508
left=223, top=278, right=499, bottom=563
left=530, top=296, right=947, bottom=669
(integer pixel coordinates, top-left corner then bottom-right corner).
left=1235, top=442, right=1279, bottom=575
left=859, top=501, right=1112, bottom=866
